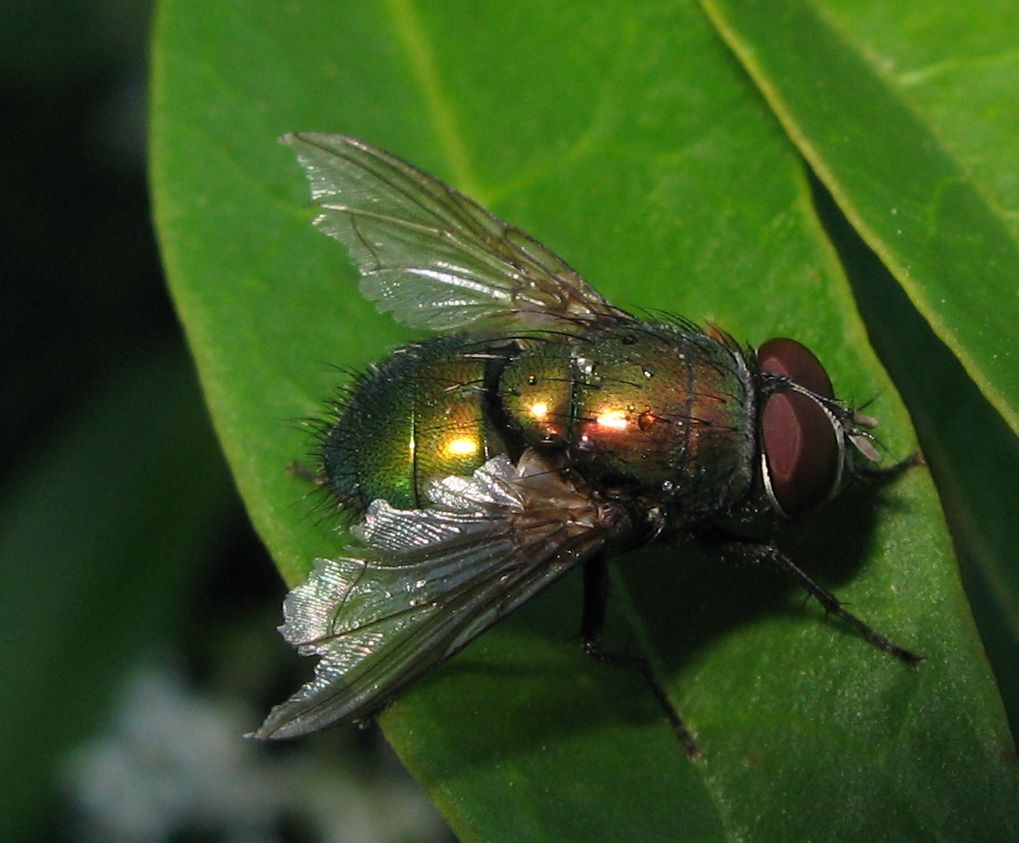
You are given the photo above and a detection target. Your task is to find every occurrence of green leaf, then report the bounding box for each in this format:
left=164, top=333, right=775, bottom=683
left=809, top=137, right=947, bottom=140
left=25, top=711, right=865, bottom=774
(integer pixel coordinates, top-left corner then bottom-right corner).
left=151, top=1, right=1019, bottom=840
left=700, top=0, right=1019, bottom=439
left=699, top=0, right=1019, bottom=777
left=0, top=347, right=235, bottom=839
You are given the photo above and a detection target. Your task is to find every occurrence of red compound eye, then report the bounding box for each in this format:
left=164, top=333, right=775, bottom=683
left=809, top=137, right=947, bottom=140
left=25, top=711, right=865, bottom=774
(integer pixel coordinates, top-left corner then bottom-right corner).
left=757, top=337, right=834, bottom=398
left=757, top=338, right=840, bottom=517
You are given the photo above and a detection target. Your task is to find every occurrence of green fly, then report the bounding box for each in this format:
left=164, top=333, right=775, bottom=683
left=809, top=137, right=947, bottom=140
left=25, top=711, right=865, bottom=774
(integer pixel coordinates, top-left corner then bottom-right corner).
left=252, top=134, right=919, bottom=754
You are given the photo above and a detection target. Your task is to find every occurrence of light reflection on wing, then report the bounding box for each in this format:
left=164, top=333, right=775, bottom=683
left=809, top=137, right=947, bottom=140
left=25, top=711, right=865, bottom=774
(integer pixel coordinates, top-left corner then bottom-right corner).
left=282, top=133, right=629, bottom=332
left=252, top=451, right=629, bottom=739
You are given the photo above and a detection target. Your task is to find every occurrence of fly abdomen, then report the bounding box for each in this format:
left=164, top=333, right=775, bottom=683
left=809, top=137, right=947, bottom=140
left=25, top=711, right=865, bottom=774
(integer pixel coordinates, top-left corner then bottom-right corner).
left=322, top=336, right=512, bottom=512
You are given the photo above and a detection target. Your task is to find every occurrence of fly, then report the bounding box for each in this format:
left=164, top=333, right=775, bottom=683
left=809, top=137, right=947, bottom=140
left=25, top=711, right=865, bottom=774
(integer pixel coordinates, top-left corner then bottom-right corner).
left=251, top=133, right=920, bottom=755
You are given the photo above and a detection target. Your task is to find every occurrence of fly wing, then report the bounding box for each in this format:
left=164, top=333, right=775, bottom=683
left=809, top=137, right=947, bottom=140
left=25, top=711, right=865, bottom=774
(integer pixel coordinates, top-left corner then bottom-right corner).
left=252, top=451, right=631, bottom=740
left=283, top=133, right=629, bottom=332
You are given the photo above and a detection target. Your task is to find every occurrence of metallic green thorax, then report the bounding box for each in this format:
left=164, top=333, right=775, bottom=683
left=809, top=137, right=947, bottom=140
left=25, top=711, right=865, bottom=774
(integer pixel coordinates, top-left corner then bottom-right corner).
left=324, top=322, right=757, bottom=517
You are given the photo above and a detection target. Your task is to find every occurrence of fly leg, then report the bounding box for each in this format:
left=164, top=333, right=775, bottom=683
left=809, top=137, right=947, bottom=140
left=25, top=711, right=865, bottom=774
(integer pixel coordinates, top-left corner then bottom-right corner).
left=716, top=534, right=922, bottom=667
left=860, top=450, right=925, bottom=479
left=581, top=554, right=700, bottom=756
left=286, top=461, right=328, bottom=486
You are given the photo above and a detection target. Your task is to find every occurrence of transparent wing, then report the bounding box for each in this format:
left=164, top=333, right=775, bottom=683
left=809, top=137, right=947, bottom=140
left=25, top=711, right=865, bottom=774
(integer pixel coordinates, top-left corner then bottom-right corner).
left=283, top=132, right=629, bottom=331
left=252, top=451, right=630, bottom=739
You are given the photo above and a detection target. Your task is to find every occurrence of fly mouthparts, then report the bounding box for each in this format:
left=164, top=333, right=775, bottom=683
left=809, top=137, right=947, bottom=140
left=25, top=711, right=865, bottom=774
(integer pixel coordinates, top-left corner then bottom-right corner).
left=852, top=411, right=879, bottom=429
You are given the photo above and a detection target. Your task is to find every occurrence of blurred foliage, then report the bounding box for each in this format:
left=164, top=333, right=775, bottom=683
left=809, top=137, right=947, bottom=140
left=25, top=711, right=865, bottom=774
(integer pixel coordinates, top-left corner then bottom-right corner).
left=1, top=2, right=229, bottom=837
left=0, top=348, right=235, bottom=838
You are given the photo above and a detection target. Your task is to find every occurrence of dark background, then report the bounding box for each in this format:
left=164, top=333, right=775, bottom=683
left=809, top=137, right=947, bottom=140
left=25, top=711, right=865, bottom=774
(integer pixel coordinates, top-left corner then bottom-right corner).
left=1, top=3, right=449, bottom=840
